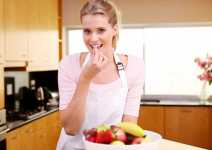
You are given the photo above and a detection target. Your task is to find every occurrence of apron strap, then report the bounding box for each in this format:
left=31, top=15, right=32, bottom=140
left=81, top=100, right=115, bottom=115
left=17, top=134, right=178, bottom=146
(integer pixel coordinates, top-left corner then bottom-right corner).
left=113, top=52, right=128, bottom=91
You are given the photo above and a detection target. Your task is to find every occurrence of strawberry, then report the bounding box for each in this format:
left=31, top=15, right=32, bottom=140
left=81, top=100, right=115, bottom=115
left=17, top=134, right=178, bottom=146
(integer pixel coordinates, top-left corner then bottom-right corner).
left=131, top=137, right=144, bottom=144
left=96, top=130, right=114, bottom=144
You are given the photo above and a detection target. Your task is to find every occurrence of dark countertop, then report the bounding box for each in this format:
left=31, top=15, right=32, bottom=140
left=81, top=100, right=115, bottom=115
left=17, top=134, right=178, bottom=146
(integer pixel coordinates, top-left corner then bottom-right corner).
left=140, top=95, right=212, bottom=106
left=140, top=100, right=212, bottom=106
left=7, top=107, right=59, bottom=132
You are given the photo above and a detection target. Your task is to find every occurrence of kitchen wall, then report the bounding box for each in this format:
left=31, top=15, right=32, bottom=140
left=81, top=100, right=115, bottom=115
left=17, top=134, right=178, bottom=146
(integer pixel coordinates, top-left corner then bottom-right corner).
left=4, top=71, right=58, bottom=94
left=63, top=0, right=212, bottom=27
left=4, top=72, right=29, bottom=94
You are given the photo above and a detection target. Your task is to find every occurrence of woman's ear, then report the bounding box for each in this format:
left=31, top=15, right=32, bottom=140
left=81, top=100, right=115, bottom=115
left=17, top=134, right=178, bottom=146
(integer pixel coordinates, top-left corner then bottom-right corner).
left=113, top=24, right=118, bottom=36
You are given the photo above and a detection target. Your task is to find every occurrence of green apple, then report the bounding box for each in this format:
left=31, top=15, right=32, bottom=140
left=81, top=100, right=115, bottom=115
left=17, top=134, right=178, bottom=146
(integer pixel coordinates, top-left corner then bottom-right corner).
left=96, top=124, right=110, bottom=132
left=111, top=140, right=125, bottom=145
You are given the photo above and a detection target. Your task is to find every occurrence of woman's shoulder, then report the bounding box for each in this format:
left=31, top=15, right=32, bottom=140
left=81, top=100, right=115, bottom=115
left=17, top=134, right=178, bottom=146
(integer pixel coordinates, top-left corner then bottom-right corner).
left=60, top=53, right=80, bottom=63
left=127, top=54, right=144, bottom=66
left=125, top=54, right=144, bottom=84
left=118, top=53, right=144, bottom=71
left=58, top=53, right=81, bottom=72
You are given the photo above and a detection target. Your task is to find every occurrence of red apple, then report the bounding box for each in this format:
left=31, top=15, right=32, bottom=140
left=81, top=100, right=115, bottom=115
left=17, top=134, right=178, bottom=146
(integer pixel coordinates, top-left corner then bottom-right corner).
left=83, top=128, right=97, bottom=143
left=131, top=137, right=144, bottom=144
left=84, top=128, right=97, bottom=138
left=111, top=125, right=127, bottom=143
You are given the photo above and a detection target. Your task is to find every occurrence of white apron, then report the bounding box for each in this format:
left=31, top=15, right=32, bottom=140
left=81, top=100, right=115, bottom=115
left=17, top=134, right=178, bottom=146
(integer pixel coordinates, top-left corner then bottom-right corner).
left=57, top=52, right=128, bottom=150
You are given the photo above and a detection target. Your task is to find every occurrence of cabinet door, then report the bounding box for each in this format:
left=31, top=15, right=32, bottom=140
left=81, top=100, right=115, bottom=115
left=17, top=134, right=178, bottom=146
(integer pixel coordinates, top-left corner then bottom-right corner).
left=7, top=128, right=22, bottom=150
left=27, top=0, right=59, bottom=71
left=0, top=64, right=4, bottom=109
left=33, top=117, right=48, bottom=150
left=46, top=112, right=61, bottom=150
left=165, top=107, right=210, bottom=149
left=43, top=0, right=59, bottom=69
left=19, top=123, right=35, bottom=150
left=0, top=0, right=4, bottom=63
left=4, top=0, right=28, bottom=66
left=138, top=106, right=164, bottom=136
left=210, top=108, right=212, bottom=150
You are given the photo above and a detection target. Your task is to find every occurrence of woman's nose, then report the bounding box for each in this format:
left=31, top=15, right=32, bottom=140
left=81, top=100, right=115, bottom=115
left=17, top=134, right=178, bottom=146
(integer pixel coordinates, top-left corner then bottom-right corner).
left=89, top=32, right=99, bottom=42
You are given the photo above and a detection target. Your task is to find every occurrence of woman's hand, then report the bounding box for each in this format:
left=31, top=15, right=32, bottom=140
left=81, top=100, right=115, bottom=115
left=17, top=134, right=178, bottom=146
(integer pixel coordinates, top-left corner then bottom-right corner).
left=80, top=47, right=108, bottom=81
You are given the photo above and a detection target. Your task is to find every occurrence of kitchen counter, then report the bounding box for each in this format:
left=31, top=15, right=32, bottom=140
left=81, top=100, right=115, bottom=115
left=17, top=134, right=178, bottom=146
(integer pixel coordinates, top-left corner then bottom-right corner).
left=140, top=100, right=212, bottom=106
left=6, top=107, right=59, bottom=131
left=160, top=139, right=207, bottom=150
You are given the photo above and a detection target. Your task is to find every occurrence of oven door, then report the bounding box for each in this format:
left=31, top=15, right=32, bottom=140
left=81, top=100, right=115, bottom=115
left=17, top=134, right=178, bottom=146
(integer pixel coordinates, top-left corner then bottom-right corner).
left=0, top=129, right=8, bottom=150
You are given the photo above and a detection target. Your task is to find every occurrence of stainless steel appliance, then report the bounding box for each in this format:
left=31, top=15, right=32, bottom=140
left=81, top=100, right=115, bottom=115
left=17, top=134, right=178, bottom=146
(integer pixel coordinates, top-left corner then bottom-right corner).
left=4, top=77, right=15, bottom=111
left=0, top=109, right=6, bottom=127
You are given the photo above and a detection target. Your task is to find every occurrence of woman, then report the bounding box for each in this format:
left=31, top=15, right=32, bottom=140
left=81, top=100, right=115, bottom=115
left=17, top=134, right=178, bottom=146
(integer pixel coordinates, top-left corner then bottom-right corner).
left=57, top=0, right=144, bottom=149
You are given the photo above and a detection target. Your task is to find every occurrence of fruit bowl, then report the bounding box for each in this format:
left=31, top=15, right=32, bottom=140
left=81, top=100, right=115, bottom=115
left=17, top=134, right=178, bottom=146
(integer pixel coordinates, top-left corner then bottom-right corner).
left=83, top=130, right=162, bottom=150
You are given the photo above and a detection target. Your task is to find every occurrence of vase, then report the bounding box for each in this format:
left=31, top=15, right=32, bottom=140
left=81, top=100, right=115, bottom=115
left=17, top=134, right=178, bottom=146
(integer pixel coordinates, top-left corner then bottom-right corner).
left=199, top=81, right=211, bottom=104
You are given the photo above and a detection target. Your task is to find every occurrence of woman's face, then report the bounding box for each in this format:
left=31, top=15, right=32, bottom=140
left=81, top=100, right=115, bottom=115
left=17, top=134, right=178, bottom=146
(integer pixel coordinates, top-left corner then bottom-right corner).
left=82, top=14, right=117, bottom=54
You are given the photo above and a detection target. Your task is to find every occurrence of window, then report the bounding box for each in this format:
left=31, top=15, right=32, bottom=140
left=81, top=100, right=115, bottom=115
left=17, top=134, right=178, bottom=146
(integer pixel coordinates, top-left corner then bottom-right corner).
left=144, top=27, right=212, bottom=95
left=67, top=26, right=212, bottom=96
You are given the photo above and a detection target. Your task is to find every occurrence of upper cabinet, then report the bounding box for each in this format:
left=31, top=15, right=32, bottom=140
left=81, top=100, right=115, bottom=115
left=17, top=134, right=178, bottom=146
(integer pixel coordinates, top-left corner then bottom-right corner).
left=27, top=0, right=59, bottom=71
left=0, top=0, right=4, bottom=64
left=0, top=64, right=4, bottom=109
left=4, top=0, right=59, bottom=71
left=4, top=0, right=28, bottom=67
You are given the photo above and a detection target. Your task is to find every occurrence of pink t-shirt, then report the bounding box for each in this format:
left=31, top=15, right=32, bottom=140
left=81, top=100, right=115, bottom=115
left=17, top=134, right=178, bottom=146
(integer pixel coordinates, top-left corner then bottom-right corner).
left=58, top=53, right=144, bottom=117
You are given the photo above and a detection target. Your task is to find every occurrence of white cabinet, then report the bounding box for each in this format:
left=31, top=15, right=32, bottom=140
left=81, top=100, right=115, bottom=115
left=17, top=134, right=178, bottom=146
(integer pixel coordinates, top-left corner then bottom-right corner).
left=4, top=0, right=28, bottom=67
left=4, top=0, right=59, bottom=71
left=0, top=64, right=4, bottom=109
left=27, top=0, right=59, bottom=71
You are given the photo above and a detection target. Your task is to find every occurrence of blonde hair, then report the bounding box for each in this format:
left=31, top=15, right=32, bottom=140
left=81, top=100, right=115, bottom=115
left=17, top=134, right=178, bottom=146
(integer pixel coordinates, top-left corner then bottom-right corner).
left=80, top=0, right=121, bottom=48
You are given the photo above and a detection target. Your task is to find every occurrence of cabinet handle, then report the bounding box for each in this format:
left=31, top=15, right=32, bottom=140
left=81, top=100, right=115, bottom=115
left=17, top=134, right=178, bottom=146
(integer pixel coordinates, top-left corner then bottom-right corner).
left=11, top=136, right=17, bottom=140
left=25, top=129, right=33, bottom=133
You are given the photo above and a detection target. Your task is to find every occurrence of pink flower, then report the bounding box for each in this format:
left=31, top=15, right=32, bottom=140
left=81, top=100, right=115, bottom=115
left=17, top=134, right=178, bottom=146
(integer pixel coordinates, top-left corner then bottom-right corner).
left=195, top=55, right=212, bottom=85
left=208, top=72, right=212, bottom=80
left=207, top=57, right=212, bottom=66
left=198, top=72, right=210, bottom=80
left=194, top=57, right=207, bottom=69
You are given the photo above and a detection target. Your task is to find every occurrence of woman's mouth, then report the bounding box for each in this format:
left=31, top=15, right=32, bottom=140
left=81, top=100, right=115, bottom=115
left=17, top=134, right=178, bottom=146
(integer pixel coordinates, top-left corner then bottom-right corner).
left=90, top=44, right=103, bottom=50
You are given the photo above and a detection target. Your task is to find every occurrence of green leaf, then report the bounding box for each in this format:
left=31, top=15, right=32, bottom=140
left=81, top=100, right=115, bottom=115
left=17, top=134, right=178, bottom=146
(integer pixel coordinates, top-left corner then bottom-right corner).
left=209, top=80, right=212, bottom=86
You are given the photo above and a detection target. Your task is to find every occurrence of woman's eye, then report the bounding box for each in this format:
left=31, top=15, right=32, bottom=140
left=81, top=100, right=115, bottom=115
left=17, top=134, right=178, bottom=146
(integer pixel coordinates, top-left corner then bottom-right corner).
left=83, top=29, right=91, bottom=35
left=97, top=28, right=105, bottom=34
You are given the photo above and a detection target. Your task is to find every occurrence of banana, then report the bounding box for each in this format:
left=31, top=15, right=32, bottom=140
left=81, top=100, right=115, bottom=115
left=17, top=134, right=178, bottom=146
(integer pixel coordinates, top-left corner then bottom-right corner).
left=117, top=122, right=145, bottom=137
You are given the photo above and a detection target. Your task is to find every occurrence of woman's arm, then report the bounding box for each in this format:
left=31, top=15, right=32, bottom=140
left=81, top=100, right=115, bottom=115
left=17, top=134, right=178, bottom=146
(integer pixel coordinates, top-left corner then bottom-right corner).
left=60, top=50, right=108, bottom=135
left=60, top=77, right=91, bottom=135
left=122, top=115, right=138, bottom=123
left=122, top=56, right=144, bottom=125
